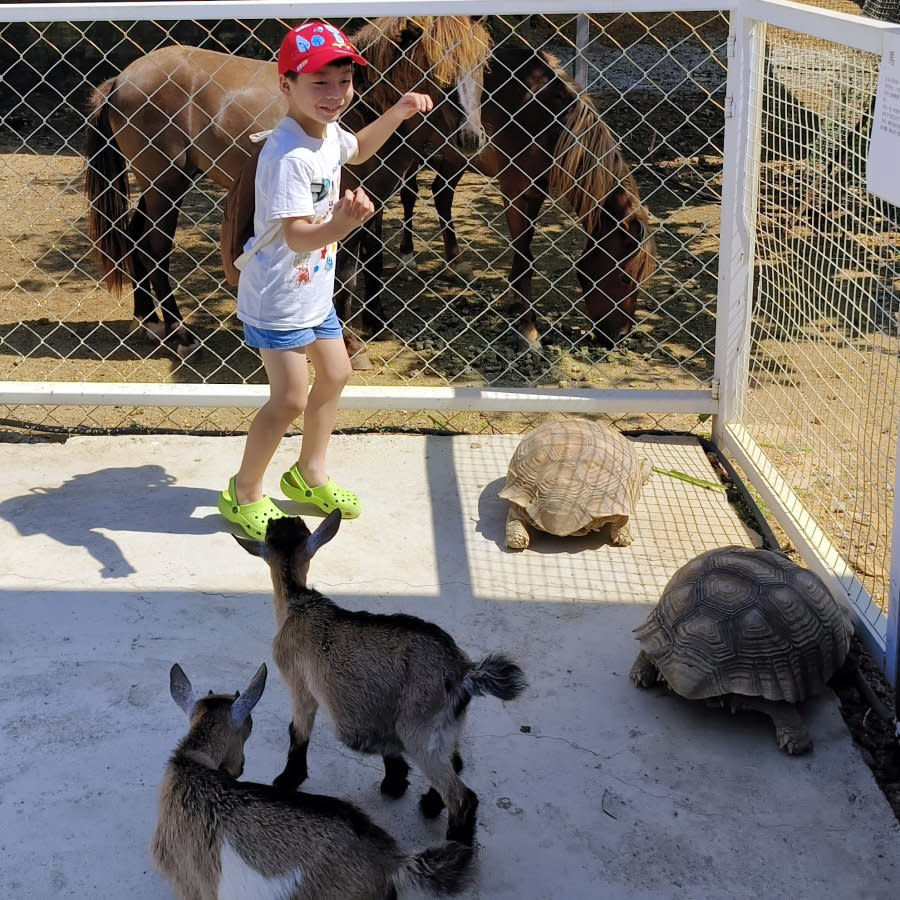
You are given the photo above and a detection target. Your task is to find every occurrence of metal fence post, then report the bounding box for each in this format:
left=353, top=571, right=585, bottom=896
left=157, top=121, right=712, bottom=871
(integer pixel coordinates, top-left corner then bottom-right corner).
left=866, top=0, right=900, bottom=696
left=574, top=13, right=589, bottom=89
left=888, top=425, right=900, bottom=692
left=712, top=10, right=765, bottom=436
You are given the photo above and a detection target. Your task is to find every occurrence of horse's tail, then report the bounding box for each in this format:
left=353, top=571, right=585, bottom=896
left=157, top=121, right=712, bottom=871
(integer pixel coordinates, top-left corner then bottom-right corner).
left=548, top=90, right=627, bottom=237
left=84, top=77, right=132, bottom=295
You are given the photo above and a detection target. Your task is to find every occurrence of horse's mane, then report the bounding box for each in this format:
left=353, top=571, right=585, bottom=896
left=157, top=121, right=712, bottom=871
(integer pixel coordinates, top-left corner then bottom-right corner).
left=542, top=51, right=656, bottom=285
left=350, top=16, right=491, bottom=111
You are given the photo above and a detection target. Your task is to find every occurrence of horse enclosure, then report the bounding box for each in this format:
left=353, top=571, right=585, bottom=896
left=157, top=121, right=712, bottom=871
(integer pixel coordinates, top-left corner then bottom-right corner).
left=0, top=1, right=897, bottom=687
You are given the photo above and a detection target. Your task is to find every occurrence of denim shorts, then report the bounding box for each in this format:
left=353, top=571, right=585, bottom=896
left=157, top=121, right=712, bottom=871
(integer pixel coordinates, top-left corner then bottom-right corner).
left=243, top=307, right=343, bottom=350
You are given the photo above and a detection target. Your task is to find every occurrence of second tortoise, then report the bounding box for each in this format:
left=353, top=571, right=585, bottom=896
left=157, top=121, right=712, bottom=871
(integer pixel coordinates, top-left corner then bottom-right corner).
left=630, top=545, right=853, bottom=754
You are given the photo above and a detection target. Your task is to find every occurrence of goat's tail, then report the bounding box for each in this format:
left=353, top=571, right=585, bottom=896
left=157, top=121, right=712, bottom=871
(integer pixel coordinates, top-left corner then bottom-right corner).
left=464, top=654, right=527, bottom=701
left=394, top=841, right=473, bottom=896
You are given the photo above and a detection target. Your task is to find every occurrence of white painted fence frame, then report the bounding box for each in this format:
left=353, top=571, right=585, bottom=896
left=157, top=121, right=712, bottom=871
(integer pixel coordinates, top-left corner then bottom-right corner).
left=1, top=0, right=898, bottom=689
left=711, top=0, right=900, bottom=691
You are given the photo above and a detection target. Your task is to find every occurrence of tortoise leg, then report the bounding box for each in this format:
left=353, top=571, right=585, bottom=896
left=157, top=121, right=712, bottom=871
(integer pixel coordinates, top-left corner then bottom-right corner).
left=733, top=697, right=813, bottom=755
left=609, top=522, right=633, bottom=547
left=629, top=650, right=659, bottom=688
left=505, top=505, right=531, bottom=550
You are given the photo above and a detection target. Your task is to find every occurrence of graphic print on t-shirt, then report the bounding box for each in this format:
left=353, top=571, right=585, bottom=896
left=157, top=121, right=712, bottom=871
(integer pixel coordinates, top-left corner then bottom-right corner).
left=293, top=165, right=339, bottom=285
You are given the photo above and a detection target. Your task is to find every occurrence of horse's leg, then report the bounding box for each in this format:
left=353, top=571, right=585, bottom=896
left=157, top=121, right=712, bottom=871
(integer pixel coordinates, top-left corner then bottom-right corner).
left=431, top=158, right=470, bottom=278
left=359, top=209, right=386, bottom=336
left=135, top=177, right=199, bottom=356
left=335, top=229, right=372, bottom=371
left=398, top=171, right=418, bottom=269
left=126, top=195, right=165, bottom=340
left=499, top=176, right=546, bottom=349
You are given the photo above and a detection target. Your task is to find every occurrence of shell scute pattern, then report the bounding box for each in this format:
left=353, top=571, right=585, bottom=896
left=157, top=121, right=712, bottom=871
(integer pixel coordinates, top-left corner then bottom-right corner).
left=634, top=546, right=852, bottom=704
left=498, top=419, right=651, bottom=549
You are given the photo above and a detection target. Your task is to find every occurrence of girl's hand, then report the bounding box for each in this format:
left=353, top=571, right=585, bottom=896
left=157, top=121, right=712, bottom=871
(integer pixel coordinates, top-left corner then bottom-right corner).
left=331, top=187, right=376, bottom=234
left=392, top=91, right=434, bottom=120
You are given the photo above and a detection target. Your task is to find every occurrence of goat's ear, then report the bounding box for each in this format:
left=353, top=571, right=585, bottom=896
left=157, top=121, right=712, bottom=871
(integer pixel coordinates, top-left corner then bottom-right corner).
left=170, top=664, right=195, bottom=716
left=306, top=509, right=342, bottom=557
left=231, top=663, right=267, bottom=727
left=232, top=533, right=269, bottom=559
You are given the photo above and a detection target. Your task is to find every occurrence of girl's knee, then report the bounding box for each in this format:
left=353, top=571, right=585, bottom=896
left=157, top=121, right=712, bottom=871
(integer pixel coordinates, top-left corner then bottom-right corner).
left=267, top=392, right=306, bottom=420
left=284, top=394, right=308, bottom=418
left=318, top=361, right=352, bottom=390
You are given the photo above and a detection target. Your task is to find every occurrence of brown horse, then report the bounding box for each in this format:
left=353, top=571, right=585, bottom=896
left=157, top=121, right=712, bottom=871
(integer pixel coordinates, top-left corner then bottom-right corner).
left=389, top=44, right=657, bottom=348
left=83, top=16, right=491, bottom=357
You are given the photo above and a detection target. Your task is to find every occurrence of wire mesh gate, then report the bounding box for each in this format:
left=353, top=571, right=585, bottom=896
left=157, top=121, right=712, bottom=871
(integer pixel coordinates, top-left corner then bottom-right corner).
left=0, top=1, right=897, bottom=685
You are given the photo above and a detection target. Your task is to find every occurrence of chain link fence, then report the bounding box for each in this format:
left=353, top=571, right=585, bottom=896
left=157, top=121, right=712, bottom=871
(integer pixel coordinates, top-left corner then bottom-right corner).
left=725, top=3, right=898, bottom=647
left=0, top=4, right=897, bottom=658
left=0, top=8, right=728, bottom=435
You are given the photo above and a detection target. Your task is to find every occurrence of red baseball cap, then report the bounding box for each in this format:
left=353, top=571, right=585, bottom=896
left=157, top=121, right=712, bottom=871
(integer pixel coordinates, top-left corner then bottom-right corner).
left=278, top=22, right=368, bottom=76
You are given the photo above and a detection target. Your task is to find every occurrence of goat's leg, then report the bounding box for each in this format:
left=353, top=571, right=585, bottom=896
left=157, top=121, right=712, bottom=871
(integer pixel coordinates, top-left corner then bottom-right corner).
left=381, top=754, right=410, bottom=798
left=419, top=749, right=463, bottom=817
left=273, top=683, right=318, bottom=792
left=413, top=750, right=478, bottom=845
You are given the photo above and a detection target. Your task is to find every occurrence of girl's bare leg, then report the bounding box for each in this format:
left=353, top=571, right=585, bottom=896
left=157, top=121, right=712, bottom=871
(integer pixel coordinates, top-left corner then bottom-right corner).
left=296, top=337, right=352, bottom=487
left=234, top=347, right=309, bottom=505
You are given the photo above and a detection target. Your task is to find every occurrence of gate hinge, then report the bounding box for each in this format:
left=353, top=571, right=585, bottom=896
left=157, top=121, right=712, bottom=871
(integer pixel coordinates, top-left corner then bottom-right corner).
left=727, top=35, right=736, bottom=58
left=711, top=378, right=720, bottom=401
left=725, top=96, right=734, bottom=119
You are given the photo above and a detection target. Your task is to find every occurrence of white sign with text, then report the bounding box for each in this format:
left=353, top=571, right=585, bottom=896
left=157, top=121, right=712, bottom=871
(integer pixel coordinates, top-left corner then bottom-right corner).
left=867, top=31, right=900, bottom=206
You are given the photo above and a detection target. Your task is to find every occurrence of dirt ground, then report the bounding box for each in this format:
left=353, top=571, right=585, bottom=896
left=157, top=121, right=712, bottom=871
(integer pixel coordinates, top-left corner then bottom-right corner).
left=1, top=5, right=898, bottom=822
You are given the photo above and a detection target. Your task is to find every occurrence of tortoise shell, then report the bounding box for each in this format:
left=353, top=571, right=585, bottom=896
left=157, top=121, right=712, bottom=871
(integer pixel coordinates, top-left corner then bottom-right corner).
left=498, top=418, right=651, bottom=537
left=633, top=546, right=853, bottom=703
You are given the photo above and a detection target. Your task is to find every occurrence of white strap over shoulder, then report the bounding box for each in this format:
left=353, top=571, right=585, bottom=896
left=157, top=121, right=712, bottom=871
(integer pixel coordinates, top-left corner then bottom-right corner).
left=234, top=128, right=276, bottom=271
left=234, top=222, right=280, bottom=271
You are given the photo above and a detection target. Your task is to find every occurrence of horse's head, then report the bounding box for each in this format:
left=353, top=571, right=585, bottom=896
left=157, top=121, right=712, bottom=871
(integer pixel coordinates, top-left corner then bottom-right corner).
left=576, top=186, right=657, bottom=346
left=354, top=16, right=491, bottom=157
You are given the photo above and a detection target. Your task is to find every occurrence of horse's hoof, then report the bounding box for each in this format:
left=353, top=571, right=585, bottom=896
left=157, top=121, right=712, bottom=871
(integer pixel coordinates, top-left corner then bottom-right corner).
left=130, top=318, right=166, bottom=340
left=175, top=339, right=200, bottom=359
left=165, top=329, right=200, bottom=358
left=449, top=258, right=473, bottom=280
left=343, top=334, right=373, bottom=371
left=519, top=332, right=542, bottom=352
left=350, top=350, right=373, bottom=371
left=397, top=253, right=417, bottom=281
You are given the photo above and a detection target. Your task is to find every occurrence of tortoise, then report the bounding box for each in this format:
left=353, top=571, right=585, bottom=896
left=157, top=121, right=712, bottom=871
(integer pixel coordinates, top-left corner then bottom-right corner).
left=498, top=418, right=652, bottom=550
left=630, top=546, right=853, bottom=754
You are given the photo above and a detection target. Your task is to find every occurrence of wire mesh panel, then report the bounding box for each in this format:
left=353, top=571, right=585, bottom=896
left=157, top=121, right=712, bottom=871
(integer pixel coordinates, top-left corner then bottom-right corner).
left=861, top=0, right=900, bottom=20
left=0, top=7, right=730, bottom=434
left=1, top=4, right=897, bottom=673
left=735, top=15, right=898, bottom=627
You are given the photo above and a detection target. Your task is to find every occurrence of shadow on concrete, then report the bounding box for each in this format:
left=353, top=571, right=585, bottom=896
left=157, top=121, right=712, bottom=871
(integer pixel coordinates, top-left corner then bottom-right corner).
left=0, top=464, right=220, bottom=578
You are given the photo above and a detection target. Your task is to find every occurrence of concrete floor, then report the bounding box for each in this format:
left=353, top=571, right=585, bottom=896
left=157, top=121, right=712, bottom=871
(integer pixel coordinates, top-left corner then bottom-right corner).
left=0, top=432, right=898, bottom=899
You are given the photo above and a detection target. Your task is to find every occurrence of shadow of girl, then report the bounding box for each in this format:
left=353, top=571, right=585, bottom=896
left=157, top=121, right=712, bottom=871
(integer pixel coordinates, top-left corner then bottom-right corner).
left=0, top=464, right=220, bottom=578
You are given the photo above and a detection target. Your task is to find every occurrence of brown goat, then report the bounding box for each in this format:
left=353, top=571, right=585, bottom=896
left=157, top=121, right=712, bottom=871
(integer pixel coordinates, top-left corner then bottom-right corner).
left=235, top=511, right=527, bottom=846
left=151, top=662, right=473, bottom=899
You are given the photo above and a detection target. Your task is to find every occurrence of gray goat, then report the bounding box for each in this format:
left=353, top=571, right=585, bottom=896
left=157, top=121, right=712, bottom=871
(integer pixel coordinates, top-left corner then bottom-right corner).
left=235, top=511, right=527, bottom=845
left=151, top=662, right=473, bottom=900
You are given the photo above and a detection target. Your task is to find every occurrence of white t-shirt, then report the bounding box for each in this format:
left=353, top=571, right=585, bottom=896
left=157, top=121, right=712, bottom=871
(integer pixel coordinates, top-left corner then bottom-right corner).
left=236, top=117, right=358, bottom=330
